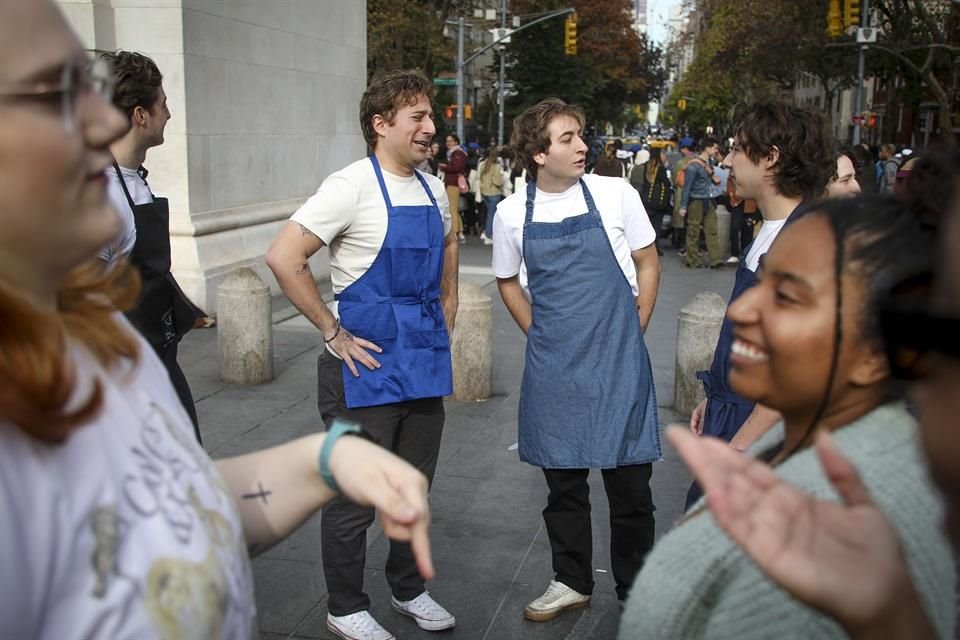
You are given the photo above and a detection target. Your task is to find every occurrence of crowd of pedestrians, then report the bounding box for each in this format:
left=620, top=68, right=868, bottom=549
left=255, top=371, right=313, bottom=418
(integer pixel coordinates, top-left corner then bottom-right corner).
left=1, top=1, right=958, bottom=639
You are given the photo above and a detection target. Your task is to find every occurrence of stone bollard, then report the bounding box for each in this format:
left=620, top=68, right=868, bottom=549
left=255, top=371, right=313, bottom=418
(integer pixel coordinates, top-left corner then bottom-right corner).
left=674, top=292, right=727, bottom=416
left=218, top=267, right=274, bottom=385
left=716, top=204, right=731, bottom=260
left=450, top=281, right=493, bottom=401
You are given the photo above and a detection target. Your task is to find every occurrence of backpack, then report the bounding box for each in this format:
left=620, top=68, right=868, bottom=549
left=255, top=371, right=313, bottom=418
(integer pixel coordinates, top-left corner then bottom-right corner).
left=641, top=167, right=671, bottom=211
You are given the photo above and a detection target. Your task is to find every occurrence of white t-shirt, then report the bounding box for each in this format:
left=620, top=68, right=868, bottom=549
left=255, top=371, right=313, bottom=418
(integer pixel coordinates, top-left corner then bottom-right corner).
left=745, top=217, right=788, bottom=271
left=100, top=165, right=149, bottom=265
left=491, top=174, right=656, bottom=299
left=0, top=318, right=255, bottom=640
left=291, top=157, right=452, bottom=306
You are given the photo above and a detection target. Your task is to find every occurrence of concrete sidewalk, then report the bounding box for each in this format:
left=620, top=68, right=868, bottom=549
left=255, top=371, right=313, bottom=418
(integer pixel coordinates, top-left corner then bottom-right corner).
left=179, top=237, right=736, bottom=639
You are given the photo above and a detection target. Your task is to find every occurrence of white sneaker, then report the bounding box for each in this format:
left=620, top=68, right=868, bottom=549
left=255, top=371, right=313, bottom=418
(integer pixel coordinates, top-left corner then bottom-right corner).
left=524, top=580, right=591, bottom=622
left=326, top=611, right=395, bottom=640
left=391, top=591, right=456, bottom=631
left=726, top=255, right=740, bottom=264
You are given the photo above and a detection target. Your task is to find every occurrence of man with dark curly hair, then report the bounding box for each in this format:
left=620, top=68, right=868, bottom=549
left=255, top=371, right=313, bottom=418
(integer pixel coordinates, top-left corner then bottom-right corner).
left=100, top=50, right=201, bottom=441
left=685, top=99, right=836, bottom=508
left=267, top=69, right=457, bottom=640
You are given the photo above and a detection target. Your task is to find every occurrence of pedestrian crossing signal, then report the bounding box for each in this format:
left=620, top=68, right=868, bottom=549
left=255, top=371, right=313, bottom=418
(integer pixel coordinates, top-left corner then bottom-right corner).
left=564, top=16, right=577, bottom=56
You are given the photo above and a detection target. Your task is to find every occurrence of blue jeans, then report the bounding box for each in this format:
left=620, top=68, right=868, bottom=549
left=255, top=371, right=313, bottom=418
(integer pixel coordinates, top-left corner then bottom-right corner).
left=483, top=194, right=502, bottom=238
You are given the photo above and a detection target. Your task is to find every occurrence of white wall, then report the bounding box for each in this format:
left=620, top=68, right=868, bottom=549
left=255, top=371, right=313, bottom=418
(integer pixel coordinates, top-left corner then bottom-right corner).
left=58, top=0, right=368, bottom=313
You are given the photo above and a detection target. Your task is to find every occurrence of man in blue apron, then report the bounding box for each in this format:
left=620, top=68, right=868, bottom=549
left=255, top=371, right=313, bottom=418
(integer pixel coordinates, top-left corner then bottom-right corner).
left=492, top=98, right=662, bottom=621
left=684, top=100, right=837, bottom=509
left=101, top=51, right=202, bottom=442
left=267, top=70, right=458, bottom=640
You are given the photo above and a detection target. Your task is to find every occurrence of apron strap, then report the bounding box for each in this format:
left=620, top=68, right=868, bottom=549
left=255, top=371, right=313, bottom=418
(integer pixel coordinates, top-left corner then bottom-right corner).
left=524, top=177, right=597, bottom=226
left=112, top=161, right=137, bottom=211
left=369, top=154, right=393, bottom=210
left=112, top=161, right=153, bottom=210
left=413, top=170, right=438, bottom=207
left=370, top=155, right=438, bottom=211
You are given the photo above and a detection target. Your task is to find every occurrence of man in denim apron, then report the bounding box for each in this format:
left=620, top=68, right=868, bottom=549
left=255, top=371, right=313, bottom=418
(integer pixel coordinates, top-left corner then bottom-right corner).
left=267, top=71, right=458, bottom=640
left=492, top=99, right=662, bottom=621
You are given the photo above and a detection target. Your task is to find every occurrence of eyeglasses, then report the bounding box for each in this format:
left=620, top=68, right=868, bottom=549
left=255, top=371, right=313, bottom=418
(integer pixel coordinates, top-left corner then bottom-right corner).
left=0, top=56, right=114, bottom=134
left=878, top=272, right=960, bottom=380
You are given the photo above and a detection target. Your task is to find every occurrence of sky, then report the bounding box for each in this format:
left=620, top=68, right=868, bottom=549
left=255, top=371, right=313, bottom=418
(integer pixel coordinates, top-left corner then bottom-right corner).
left=645, top=0, right=681, bottom=45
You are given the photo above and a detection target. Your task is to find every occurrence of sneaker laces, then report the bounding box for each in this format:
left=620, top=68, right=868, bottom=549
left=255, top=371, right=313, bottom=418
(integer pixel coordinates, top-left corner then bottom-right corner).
left=406, top=592, right=446, bottom=617
left=343, top=612, right=384, bottom=637
left=542, top=581, right=571, bottom=601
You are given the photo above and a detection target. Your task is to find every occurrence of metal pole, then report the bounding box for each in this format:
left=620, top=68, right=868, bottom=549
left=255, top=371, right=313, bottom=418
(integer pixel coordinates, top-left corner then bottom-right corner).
left=497, top=0, right=507, bottom=146
left=456, top=16, right=465, bottom=143
left=852, top=0, right=870, bottom=145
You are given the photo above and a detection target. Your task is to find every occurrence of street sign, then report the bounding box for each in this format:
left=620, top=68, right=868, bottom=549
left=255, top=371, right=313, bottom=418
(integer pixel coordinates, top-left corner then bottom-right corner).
left=490, top=27, right=512, bottom=43
left=856, top=27, right=878, bottom=43
left=433, top=77, right=457, bottom=86
left=491, top=80, right=515, bottom=91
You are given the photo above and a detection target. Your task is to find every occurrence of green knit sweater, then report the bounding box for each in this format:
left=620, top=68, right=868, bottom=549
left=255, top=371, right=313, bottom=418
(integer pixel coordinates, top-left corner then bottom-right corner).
left=620, top=403, right=956, bottom=639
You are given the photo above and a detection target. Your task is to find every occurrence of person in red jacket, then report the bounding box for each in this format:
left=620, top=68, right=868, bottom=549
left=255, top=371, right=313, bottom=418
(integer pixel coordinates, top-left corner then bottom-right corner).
left=439, top=133, right=467, bottom=242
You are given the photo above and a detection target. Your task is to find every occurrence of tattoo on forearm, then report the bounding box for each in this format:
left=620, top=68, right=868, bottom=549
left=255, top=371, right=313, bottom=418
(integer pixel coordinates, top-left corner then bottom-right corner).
left=241, top=482, right=273, bottom=505
left=298, top=223, right=317, bottom=238
left=296, top=261, right=311, bottom=276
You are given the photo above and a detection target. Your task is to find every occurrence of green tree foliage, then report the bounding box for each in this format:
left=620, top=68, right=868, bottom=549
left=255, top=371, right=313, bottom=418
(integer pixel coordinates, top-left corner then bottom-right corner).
left=665, top=0, right=957, bottom=142
left=505, top=0, right=666, bottom=129
left=367, top=0, right=457, bottom=82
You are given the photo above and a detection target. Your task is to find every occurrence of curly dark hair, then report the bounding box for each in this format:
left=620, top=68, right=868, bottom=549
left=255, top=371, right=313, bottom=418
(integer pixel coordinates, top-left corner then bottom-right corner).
left=359, top=70, right=436, bottom=149
left=510, top=98, right=585, bottom=179
left=99, top=50, right=163, bottom=118
left=730, top=99, right=835, bottom=201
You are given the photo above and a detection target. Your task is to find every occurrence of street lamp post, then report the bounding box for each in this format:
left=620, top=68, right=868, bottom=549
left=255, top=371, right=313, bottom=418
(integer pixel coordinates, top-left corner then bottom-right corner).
left=456, top=15, right=465, bottom=142
left=497, top=0, right=507, bottom=145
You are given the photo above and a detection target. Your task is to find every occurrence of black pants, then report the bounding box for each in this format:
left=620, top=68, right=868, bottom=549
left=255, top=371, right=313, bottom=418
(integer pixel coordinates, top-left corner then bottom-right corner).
left=542, top=464, right=655, bottom=601
left=158, top=339, right=201, bottom=443
left=316, top=349, right=445, bottom=616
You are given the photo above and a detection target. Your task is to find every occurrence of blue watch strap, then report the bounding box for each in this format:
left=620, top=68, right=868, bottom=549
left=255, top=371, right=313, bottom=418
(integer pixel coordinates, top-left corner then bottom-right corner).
left=318, top=418, right=362, bottom=493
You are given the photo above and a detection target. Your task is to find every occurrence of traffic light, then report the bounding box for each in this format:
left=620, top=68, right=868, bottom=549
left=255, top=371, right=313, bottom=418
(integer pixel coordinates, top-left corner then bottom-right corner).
left=827, top=0, right=843, bottom=37
left=844, top=0, right=861, bottom=28
left=677, top=99, right=687, bottom=111
left=564, top=15, right=577, bottom=56
left=443, top=104, right=472, bottom=120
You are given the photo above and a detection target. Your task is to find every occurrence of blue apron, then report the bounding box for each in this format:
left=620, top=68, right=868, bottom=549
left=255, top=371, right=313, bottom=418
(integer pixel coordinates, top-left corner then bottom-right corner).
left=334, top=156, right=453, bottom=409
left=518, top=178, right=661, bottom=469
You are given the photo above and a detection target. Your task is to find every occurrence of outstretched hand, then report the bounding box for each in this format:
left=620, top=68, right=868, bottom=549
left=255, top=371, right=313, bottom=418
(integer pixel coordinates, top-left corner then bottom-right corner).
left=668, top=427, right=923, bottom=635
left=328, top=437, right=434, bottom=580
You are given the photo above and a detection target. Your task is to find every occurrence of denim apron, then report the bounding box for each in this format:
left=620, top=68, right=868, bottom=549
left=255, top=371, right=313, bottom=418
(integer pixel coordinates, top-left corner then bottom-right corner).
left=518, top=178, right=661, bottom=469
left=334, top=156, right=453, bottom=409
